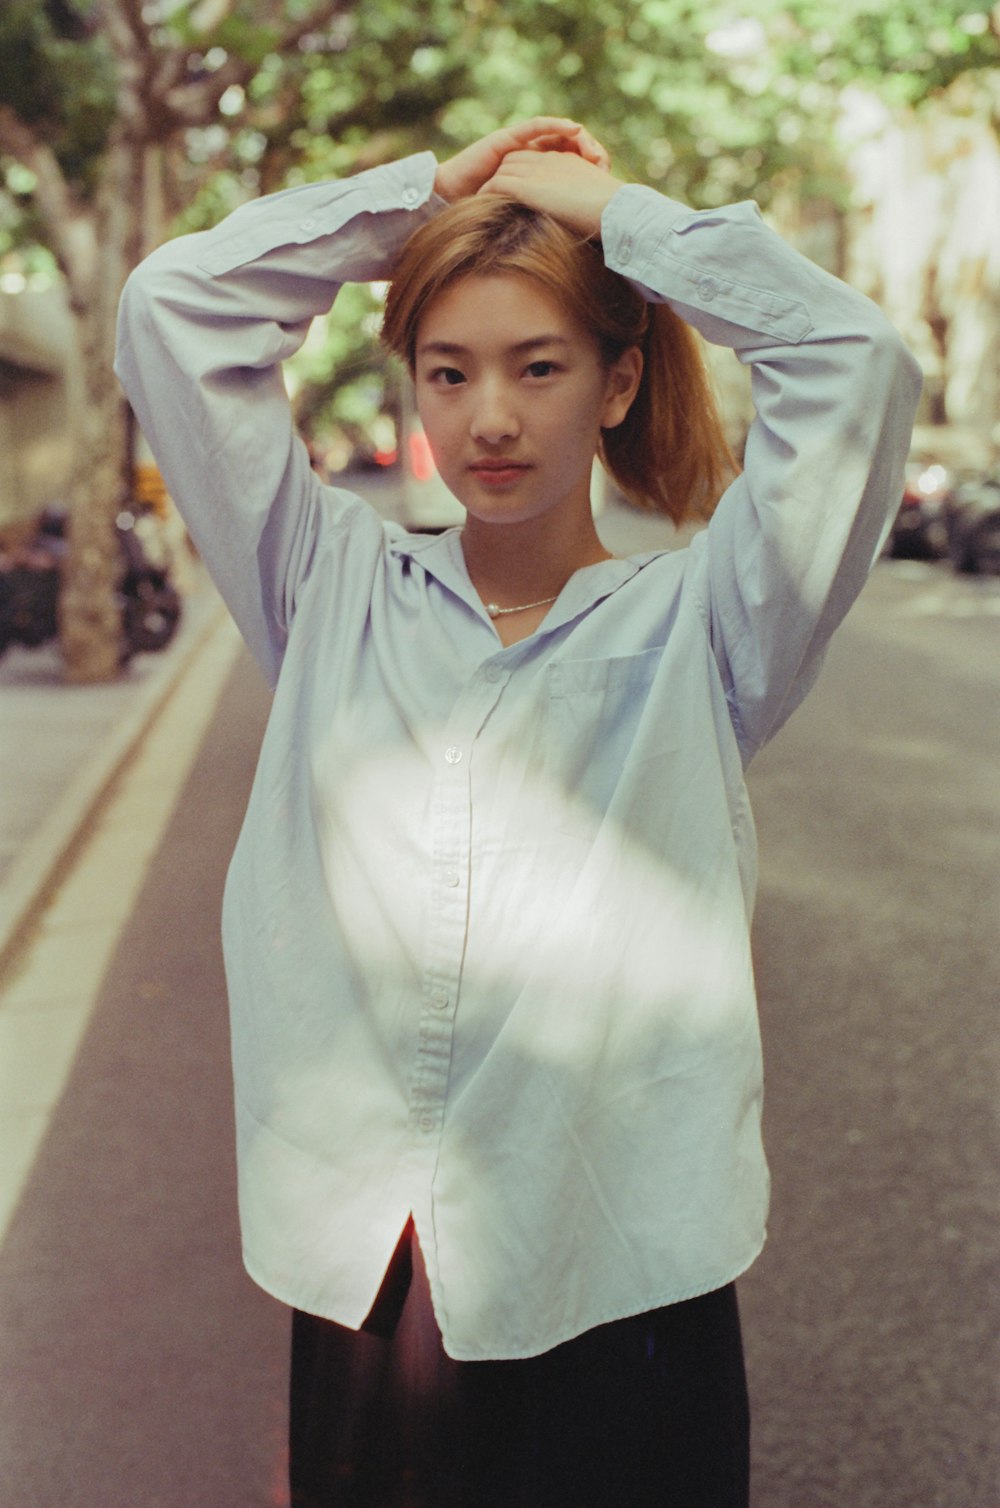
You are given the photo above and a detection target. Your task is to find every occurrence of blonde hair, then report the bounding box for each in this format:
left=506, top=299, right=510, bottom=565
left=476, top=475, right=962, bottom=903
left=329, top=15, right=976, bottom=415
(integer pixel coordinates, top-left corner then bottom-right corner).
left=381, top=195, right=735, bottom=524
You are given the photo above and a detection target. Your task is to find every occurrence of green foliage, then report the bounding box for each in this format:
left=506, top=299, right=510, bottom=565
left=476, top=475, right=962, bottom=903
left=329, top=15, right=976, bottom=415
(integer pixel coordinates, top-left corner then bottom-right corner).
left=286, top=282, right=390, bottom=441
left=2, top=0, right=998, bottom=432
left=773, top=0, right=1000, bottom=106
left=4, top=0, right=998, bottom=222
left=0, top=0, right=117, bottom=190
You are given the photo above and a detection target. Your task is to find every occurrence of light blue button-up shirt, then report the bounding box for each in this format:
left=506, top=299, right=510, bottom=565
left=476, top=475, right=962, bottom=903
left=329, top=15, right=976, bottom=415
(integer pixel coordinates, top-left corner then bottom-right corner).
left=115, top=153, right=921, bottom=1359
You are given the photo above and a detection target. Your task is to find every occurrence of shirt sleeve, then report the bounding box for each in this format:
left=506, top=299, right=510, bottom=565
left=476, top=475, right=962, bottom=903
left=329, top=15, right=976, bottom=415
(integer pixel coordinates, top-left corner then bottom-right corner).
left=114, top=153, right=440, bottom=684
left=601, top=184, right=923, bottom=764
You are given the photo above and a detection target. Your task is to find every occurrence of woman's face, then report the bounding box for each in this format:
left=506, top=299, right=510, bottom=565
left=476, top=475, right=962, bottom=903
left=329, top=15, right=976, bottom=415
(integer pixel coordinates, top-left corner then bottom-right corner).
left=413, top=272, right=639, bottom=532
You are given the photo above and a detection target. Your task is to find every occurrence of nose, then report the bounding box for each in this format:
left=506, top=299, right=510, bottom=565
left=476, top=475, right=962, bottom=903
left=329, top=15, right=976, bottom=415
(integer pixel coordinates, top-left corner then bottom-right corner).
left=469, top=379, right=520, bottom=446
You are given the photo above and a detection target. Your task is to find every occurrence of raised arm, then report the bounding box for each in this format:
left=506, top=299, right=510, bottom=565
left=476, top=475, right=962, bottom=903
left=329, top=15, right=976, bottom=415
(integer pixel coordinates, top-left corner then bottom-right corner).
left=115, top=154, right=444, bottom=682
left=480, top=146, right=923, bottom=761
left=600, top=184, right=922, bottom=760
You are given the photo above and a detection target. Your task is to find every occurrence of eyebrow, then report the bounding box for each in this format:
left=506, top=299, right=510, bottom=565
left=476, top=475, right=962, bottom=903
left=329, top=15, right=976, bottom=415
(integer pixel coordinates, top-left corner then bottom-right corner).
left=416, top=335, right=572, bottom=358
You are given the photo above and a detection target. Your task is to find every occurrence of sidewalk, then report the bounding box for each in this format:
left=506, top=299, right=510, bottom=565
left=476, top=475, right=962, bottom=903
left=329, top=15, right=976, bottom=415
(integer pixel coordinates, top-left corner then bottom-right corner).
left=0, top=570, right=231, bottom=974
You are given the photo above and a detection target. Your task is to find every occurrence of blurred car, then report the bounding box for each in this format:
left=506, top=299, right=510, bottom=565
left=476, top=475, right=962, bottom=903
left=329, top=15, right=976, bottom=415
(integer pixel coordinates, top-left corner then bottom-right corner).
left=887, top=459, right=951, bottom=559
left=942, top=471, right=1000, bottom=574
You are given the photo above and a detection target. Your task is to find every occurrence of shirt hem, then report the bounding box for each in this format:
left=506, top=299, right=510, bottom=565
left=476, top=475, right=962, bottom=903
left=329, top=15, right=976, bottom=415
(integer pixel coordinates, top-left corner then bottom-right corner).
left=239, top=1230, right=768, bottom=1362
left=435, top=1235, right=768, bottom=1361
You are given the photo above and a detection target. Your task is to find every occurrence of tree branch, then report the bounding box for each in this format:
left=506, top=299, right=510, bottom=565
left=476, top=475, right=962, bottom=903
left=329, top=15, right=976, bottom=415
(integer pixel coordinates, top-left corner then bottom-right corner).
left=0, top=106, right=94, bottom=305
left=98, top=0, right=160, bottom=140
left=99, top=0, right=149, bottom=60
left=272, top=0, right=353, bottom=51
left=189, top=0, right=240, bottom=30
left=160, top=0, right=352, bottom=128
left=145, top=0, right=240, bottom=104
left=161, top=52, right=259, bottom=126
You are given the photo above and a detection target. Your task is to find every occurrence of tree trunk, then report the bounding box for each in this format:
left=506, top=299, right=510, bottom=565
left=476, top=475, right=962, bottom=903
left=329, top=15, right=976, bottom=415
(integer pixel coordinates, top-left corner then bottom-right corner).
left=59, top=137, right=145, bottom=683
left=843, top=100, right=1000, bottom=439
left=58, top=307, right=131, bottom=682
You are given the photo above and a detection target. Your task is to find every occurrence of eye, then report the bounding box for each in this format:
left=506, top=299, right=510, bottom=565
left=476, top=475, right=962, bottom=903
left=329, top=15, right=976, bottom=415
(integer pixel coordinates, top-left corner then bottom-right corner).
left=525, top=360, right=559, bottom=379
left=428, top=366, right=466, bottom=387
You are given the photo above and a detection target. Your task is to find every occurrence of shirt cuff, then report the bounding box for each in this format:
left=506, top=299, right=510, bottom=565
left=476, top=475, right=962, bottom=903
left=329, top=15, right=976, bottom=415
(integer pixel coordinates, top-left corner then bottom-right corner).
left=601, top=184, right=813, bottom=346
left=197, top=152, right=439, bottom=277
left=600, top=183, right=691, bottom=276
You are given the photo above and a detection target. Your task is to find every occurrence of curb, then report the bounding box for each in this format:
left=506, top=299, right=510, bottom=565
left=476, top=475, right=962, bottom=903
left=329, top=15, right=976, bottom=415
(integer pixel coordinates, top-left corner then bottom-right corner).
left=0, top=590, right=230, bottom=980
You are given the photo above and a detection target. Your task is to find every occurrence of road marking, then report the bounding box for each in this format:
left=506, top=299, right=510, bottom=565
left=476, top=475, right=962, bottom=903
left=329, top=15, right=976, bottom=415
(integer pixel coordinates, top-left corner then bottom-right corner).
left=0, top=615, right=243, bottom=1250
left=877, top=561, right=1000, bottom=617
left=891, top=589, right=1000, bottom=618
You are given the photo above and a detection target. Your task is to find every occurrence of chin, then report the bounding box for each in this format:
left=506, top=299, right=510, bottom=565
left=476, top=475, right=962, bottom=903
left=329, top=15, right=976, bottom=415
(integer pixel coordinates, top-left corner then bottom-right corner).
left=464, top=503, right=545, bottom=529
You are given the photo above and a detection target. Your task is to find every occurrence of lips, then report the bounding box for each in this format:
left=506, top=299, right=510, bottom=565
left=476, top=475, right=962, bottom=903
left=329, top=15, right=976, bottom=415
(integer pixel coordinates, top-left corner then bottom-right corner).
left=468, top=459, right=532, bottom=486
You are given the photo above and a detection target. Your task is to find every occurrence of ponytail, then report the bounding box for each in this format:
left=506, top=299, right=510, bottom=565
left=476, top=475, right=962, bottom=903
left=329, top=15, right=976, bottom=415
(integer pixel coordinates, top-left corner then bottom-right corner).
left=601, top=305, right=737, bottom=524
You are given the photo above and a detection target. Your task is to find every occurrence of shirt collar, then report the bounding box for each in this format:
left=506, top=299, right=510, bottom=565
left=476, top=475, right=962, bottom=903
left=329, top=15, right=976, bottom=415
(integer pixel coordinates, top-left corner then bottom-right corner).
left=388, top=526, right=656, bottom=639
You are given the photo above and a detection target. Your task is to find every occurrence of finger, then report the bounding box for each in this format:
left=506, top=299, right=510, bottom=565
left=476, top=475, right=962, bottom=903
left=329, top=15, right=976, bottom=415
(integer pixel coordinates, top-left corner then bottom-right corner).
left=578, top=131, right=611, bottom=170
left=479, top=150, right=544, bottom=177
left=561, top=124, right=610, bottom=168
left=504, top=116, right=584, bottom=142
left=523, top=134, right=577, bottom=153
left=489, top=149, right=589, bottom=171
left=475, top=160, right=552, bottom=202
left=476, top=162, right=528, bottom=196
left=519, top=126, right=611, bottom=170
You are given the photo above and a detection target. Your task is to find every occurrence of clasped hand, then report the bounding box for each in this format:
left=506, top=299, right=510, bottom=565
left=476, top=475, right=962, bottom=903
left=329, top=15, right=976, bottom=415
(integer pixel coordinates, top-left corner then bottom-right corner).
left=434, top=117, right=623, bottom=239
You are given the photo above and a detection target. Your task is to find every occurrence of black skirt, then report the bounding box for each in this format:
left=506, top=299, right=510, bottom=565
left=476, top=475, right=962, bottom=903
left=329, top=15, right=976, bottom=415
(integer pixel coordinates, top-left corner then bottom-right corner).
left=288, top=1222, right=750, bottom=1508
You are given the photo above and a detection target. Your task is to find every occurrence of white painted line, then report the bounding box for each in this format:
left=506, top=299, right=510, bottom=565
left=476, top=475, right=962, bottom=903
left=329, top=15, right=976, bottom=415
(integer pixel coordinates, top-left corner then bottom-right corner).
left=0, top=614, right=244, bottom=1248
left=0, top=593, right=229, bottom=971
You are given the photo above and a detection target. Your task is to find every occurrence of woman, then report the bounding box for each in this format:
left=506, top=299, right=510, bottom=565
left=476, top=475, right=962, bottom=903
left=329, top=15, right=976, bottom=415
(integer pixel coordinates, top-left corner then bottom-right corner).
left=115, top=118, right=921, bottom=1505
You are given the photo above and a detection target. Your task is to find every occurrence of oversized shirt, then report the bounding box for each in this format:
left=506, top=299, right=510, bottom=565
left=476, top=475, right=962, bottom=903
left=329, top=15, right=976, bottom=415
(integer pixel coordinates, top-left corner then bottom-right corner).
left=115, top=152, right=921, bottom=1360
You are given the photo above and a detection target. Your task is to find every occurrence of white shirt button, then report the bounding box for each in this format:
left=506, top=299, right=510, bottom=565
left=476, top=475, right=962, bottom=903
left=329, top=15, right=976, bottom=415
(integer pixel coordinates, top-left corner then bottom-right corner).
left=402, top=186, right=420, bottom=206
left=430, top=988, right=449, bottom=1010
left=419, top=1113, right=435, bottom=1132
left=445, top=745, right=463, bottom=764
left=698, top=275, right=720, bottom=302
left=443, top=871, right=460, bottom=888
left=484, top=664, right=503, bottom=683
left=619, top=235, right=633, bottom=263
left=299, top=216, right=317, bottom=232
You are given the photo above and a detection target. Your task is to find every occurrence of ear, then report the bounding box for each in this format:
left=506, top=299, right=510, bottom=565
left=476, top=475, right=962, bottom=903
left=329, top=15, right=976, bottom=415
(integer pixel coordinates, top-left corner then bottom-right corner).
left=600, top=346, right=644, bottom=430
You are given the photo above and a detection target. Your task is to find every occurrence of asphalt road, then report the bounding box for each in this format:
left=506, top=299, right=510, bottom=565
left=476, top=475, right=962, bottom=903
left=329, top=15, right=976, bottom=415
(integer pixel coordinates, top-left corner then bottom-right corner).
left=1, top=530, right=997, bottom=1506
left=741, top=557, right=999, bottom=1507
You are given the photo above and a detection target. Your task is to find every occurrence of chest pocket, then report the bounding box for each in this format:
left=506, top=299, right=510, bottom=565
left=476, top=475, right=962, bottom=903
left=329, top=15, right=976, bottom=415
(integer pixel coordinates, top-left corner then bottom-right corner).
left=542, top=646, right=666, bottom=815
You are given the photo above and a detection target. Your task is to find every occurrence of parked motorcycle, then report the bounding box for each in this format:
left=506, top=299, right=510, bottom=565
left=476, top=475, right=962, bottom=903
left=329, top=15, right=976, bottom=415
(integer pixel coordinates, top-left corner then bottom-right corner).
left=0, top=505, right=182, bottom=661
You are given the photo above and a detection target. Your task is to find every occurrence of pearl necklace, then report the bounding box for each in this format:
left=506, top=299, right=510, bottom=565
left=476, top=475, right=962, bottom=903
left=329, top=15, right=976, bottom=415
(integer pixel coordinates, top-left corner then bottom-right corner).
left=486, top=594, right=558, bottom=619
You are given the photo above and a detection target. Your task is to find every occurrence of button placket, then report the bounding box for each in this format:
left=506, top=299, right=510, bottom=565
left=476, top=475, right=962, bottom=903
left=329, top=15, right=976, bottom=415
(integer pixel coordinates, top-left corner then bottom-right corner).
left=406, top=723, right=471, bottom=1143
left=405, top=677, right=507, bottom=1147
